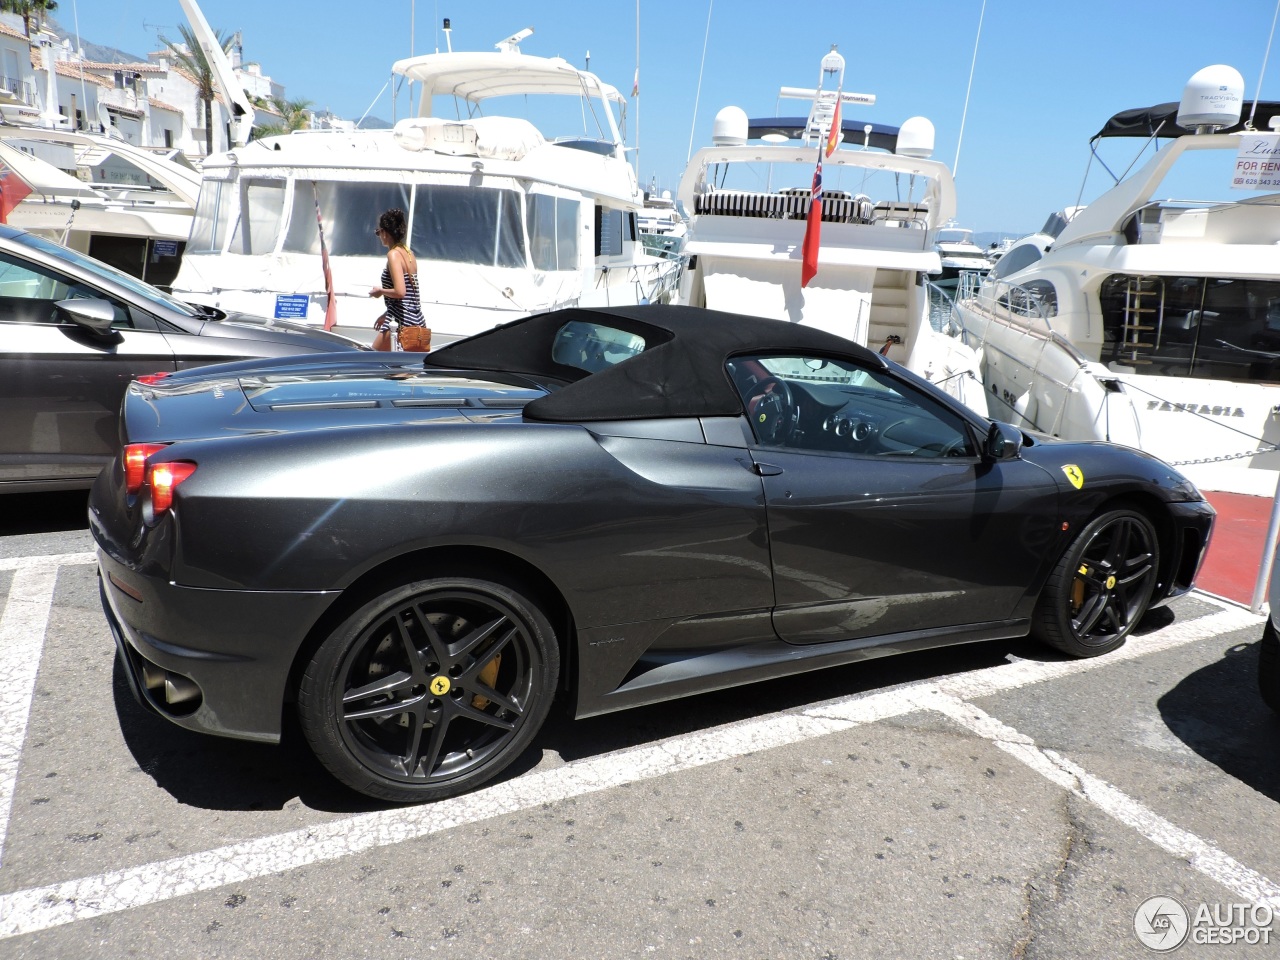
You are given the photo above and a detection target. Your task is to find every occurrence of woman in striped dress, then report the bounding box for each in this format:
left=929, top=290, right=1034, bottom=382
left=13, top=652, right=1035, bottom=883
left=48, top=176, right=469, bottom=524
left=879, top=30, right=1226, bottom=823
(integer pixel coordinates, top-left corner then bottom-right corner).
left=369, top=208, right=429, bottom=351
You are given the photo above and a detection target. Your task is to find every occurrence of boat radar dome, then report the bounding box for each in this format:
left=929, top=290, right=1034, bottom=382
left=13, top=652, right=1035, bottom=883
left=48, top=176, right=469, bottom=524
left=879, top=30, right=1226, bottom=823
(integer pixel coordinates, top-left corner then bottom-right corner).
left=896, top=116, right=935, bottom=159
left=712, top=106, right=749, bottom=147
left=1177, top=65, right=1244, bottom=132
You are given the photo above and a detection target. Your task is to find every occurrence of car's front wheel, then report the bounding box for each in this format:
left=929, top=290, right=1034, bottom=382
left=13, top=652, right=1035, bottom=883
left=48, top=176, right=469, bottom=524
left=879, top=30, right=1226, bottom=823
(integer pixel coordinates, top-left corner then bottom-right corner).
left=1031, top=508, right=1160, bottom=658
left=299, top=577, right=559, bottom=802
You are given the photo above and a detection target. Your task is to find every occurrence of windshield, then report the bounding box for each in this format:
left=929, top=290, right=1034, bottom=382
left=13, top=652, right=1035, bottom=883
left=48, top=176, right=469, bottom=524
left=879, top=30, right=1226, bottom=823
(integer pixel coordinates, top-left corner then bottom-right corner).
left=10, top=231, right=200, bottom=317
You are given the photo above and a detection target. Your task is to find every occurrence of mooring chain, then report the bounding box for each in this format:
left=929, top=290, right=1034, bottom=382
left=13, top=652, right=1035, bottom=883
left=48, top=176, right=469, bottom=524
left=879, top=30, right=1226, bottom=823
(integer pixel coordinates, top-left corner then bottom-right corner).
left=1110, top=380, right=1280, bottom=467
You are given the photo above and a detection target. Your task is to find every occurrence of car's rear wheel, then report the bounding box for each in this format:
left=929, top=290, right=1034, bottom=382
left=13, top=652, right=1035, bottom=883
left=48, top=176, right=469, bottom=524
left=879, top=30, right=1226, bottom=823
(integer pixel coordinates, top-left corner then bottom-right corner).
left=298, top=577, right=559, bottom=802
left=1261, top=619, right=1280, bottom=714
left=1031, top=508, right=1160, bottom=658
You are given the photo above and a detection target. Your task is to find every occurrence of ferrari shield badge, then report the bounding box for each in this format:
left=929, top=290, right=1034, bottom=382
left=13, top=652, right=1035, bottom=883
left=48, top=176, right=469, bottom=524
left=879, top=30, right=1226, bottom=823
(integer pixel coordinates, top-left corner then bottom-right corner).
left=1062, top=464, right=1085, bottom=490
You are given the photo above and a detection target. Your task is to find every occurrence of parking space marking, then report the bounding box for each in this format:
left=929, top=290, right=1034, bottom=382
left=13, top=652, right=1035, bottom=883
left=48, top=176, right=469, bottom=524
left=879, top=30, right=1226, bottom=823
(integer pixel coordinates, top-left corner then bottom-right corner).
left=0, top=553, right=93, bottom=870
left=922, top=691, right=1280, bottom=910
left=0, top=586, right=1266, bottom=939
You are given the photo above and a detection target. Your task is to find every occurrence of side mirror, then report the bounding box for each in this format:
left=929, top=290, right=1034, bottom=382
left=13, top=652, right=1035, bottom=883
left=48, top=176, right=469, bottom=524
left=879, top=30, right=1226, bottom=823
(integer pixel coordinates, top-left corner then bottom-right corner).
left=57, top=298, right=117, bottom=337
left=985, top=421, right=1024, bottom=461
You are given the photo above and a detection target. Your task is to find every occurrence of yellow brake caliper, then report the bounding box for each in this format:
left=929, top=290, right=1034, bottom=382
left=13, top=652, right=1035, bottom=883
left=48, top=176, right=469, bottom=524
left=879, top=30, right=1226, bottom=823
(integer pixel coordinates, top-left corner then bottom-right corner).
left=472, top=654, right=501, bottom=710
left=1073, top=564, right=1089, bottom=612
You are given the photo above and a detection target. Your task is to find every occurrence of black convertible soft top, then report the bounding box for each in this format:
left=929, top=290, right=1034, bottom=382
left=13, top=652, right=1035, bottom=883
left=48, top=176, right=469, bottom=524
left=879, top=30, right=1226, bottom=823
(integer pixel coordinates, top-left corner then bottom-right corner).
left=423, top=305, right=885, bottom=423
left=1093, top=100, right=1280, bottom=141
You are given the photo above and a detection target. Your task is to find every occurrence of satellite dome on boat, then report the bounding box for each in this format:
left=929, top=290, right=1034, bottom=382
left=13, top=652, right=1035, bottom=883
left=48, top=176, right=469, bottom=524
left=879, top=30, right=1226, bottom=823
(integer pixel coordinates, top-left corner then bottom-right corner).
left=712, top=107, right=749, bottom=147
left=895, top=116, right=934, bottom=159
left=1177, top=65, right=1244, bottom=131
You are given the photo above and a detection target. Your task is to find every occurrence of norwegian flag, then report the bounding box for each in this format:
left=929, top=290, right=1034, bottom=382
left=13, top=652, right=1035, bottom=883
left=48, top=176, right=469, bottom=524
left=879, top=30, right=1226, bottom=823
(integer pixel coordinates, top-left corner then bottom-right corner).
left=800, top=155, right=822, bottom=287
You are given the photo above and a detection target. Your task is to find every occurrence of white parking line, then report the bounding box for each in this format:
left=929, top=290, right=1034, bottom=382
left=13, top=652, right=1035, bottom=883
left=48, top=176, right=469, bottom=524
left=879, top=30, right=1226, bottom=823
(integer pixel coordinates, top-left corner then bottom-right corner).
left=0, top=554, right=92, bottom=871
left=922, top=691, right=1280, bottom=909
left=0, top=581, right=1266, bottom=939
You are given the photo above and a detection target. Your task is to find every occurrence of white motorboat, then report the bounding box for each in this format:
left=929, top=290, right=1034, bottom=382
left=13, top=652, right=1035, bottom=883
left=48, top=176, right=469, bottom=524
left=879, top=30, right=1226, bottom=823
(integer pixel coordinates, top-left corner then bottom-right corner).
left=934, top=223, right=994, bottom=289
left=169, top=28, right=682, bottom=341
left=956, top=65, right=1280, bottom=496
left=675, top=46, right=987, bottom=416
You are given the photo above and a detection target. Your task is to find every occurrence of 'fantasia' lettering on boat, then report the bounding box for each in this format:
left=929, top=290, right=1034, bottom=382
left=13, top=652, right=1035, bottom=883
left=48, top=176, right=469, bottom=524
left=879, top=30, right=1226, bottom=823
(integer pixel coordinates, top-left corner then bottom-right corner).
left=1145, top=401, right=1246, bottom=417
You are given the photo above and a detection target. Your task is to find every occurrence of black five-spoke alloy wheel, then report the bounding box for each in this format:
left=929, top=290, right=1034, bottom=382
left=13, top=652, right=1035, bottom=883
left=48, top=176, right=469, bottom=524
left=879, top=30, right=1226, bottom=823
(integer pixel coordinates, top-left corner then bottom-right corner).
left=299, top=577, right=559, bottom=802
left=1032, top=508, right=1160, bottom=658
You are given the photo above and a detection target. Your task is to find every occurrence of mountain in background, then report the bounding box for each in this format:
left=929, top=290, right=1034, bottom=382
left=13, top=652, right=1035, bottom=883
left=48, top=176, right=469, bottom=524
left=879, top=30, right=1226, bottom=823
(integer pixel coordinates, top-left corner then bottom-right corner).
left=45, top=18, right=148, bottom=64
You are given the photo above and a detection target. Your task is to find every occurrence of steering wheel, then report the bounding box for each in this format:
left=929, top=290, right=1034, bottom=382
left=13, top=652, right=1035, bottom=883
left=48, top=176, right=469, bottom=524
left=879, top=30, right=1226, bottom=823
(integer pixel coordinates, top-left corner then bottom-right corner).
left=745, top=376, right=797, bottom=445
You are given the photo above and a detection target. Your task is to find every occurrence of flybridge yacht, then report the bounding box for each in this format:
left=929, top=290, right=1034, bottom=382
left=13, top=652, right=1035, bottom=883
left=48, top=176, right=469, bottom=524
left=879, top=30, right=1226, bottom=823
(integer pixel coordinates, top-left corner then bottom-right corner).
left=170, top=29, right=681, bottom=340
left=676, top=46, right=987, bottom=416
left=957, top=66, right=1280, bottom=496
left=934, top=224, right=994, bottom=289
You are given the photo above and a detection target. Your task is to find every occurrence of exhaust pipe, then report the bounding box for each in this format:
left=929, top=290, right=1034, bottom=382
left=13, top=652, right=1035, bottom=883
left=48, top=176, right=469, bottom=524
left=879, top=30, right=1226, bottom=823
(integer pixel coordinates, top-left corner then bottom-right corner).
left=140, top=661, right=202, bottom=713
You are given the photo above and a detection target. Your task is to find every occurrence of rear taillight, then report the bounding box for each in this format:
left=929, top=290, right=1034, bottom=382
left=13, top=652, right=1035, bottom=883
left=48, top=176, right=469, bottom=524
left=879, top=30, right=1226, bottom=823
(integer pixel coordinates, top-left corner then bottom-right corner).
left=135, top=372, right=171, bottom=385
left=124, top=443, right=168, bottom=494
left=148, top=461, right=197, bottom=514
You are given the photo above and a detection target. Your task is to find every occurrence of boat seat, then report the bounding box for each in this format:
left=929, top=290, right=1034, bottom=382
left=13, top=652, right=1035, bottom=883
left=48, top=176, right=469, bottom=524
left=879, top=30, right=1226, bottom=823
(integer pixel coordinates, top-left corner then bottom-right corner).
left=694, top=190, right=873, bottom=223
left=872, top=201, right=928, bottom=228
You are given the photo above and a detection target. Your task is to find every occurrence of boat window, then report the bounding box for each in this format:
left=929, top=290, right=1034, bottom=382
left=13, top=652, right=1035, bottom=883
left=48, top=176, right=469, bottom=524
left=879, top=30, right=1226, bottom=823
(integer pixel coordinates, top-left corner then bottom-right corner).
left=728, top=354, right=976, bottom=457
left=990, top=242, right=1044, bottom=279
left=1100, top=275, right=1280, bottom=383
left=188, top=179, right=233, bottom=254
left=285, top=181, right=411, bottom=257
left=526, top=194, right=579, bottom=271
left=414, top=184, right=525, bottom=267
left=595, top=206, right=625, bottom=257
left=229, top=179, right=286, bottom=255
left=551, top=320, right=646, bottom=373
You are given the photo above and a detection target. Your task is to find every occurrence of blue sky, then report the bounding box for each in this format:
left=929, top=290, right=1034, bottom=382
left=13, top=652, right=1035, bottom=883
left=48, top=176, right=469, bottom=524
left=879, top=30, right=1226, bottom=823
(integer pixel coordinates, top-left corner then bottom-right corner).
left=65, top=0, right=1280, bottom=236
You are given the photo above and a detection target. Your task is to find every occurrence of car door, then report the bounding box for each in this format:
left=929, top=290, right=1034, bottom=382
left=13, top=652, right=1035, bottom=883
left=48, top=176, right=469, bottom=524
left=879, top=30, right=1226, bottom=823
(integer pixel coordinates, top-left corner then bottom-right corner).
left=728, top=353, right=1060, bottom=644
left=0, top=252, right=177, bottom=486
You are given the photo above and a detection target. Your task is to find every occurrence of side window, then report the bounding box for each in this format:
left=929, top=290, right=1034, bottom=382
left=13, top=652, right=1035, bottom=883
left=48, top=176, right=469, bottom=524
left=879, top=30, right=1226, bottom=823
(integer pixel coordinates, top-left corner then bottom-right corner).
left=728, top=354, right=976, bottom=458
left=0, top=254, right=130, bottom=327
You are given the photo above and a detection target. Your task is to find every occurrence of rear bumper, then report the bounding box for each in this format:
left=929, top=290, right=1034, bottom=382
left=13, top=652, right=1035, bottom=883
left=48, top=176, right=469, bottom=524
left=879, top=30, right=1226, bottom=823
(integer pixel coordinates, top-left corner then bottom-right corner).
left=97, top=548, right=339, bottom=742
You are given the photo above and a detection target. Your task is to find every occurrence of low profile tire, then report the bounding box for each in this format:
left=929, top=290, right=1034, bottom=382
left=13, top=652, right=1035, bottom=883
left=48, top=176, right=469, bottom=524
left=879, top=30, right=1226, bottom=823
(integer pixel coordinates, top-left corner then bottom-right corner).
left=1261, top=619, right=1280, bottom=714
left=298, top=577, right=559, bottom=803
left=1031, top=508, right=1160, bottom=658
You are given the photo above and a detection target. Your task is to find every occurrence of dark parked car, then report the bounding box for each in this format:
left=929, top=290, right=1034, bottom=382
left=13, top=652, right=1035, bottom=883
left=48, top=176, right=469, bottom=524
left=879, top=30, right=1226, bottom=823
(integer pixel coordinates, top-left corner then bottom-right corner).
left=0, top=225, right=365, bottom=492
left=89, top=305, right=1215, bottom=802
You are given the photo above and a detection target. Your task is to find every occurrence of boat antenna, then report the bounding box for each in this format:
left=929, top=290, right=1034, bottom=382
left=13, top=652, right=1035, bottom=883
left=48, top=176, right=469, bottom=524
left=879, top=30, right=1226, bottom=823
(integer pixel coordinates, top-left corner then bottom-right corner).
left=633, top=0, right=640, bottom=177
left=686, top=0, right=714, bottom=163
left=952, top=0, right=985, bottom=177
left=1246, top=0, right=1280, bottom=129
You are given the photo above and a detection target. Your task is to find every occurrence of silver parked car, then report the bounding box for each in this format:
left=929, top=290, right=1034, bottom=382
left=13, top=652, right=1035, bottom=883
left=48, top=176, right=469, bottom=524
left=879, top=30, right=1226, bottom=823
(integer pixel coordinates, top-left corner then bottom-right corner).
left=0, top=225, right=365, bottom=492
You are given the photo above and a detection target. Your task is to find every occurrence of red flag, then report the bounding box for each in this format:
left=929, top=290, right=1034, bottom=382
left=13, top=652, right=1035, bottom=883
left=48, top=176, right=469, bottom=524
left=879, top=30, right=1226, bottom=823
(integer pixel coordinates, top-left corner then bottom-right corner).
left=312, top=182, right=337, bottom=330
left=825, top=96, right=841, bottom=158
left=0, top=164, right=33, bottom=224
left=801, top=156, right=822, bottom=287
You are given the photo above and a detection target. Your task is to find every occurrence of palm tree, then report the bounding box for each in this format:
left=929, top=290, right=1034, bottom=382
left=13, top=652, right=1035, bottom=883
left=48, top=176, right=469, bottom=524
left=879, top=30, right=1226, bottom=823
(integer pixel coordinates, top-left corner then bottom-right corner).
left=253, top=95, right=312, bottom=138
left=160, top=23, right=234, bottom=157
left=0, top=0, right=58, bottom=39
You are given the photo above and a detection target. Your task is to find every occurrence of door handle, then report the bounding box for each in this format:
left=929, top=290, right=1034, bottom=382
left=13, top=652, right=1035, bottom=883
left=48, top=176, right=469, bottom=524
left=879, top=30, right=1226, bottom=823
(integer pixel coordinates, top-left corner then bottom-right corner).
left=752, top=462, right=784, bottom=476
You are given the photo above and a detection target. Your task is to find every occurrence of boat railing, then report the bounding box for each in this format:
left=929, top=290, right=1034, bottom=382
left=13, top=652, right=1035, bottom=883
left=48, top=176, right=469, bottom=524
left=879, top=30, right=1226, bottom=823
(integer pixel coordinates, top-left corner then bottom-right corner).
left=962, top=276, right=1092, bottom=365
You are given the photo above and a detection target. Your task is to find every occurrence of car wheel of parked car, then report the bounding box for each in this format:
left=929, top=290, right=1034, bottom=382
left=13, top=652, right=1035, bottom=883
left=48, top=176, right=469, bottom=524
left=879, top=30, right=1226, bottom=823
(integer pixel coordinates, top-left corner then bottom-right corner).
left=298, top=577, right=559, bottom=802
left=1031, top=508, right=1160, bottom=658
left=1261, top=619, right=1280, bottom=714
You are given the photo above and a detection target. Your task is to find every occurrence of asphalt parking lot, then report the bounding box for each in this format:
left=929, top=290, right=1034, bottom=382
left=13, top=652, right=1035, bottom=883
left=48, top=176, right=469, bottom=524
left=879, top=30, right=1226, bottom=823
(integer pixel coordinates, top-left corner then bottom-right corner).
left=1, top=492, right=1278, bottom=959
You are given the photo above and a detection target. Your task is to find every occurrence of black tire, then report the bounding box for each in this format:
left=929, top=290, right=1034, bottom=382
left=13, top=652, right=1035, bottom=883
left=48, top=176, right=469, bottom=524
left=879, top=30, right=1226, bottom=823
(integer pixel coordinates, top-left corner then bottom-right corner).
left=1031, top=508, right=1160, bottom=658
left=298, top=577, right=559, bottom=802
left=1261, top=619, right=1280, bottom=714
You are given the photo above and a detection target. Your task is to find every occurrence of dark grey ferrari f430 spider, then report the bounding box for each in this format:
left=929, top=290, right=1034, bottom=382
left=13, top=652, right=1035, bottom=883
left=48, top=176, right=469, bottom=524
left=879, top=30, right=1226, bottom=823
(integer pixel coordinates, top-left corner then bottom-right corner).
left=90, top=305, right=1215, bottom=802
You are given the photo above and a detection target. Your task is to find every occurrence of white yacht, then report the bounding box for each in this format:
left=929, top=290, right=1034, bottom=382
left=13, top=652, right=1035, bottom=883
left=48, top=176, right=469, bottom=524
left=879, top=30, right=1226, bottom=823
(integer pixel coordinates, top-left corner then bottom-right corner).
left=675, top=46, right=987, bottom=416
left=934, top=224, right=994, bottom=289
left=0, top=128, right=199, bottom=286
left=170, top=29, right=681, bottom=341
left=956, top=66, right=1280, bottom=496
